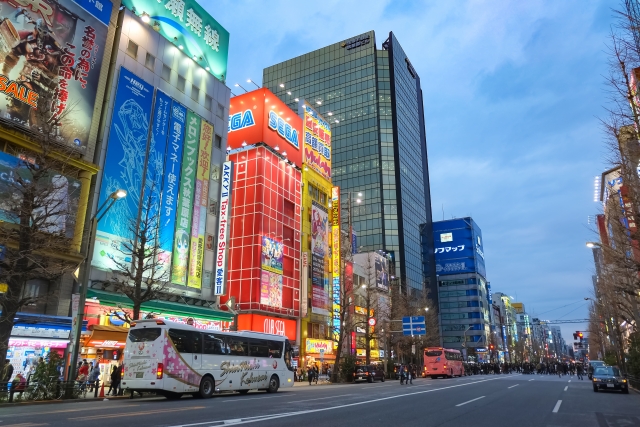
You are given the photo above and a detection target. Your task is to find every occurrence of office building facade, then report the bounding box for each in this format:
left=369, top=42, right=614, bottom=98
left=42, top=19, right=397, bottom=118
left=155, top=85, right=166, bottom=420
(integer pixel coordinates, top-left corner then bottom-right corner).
left=263, top=31, right=436, bottom=297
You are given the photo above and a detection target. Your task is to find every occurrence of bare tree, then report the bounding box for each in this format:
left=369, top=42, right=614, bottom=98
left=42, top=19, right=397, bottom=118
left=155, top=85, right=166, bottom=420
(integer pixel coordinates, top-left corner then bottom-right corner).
left=108, top=186, right=170, bottom=321
left=0, top=109, right=85, bottom=375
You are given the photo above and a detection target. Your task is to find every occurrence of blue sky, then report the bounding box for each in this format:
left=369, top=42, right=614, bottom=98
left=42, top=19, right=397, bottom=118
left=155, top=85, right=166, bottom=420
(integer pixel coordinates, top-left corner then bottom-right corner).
left=211, top=0, right=617, bottom=343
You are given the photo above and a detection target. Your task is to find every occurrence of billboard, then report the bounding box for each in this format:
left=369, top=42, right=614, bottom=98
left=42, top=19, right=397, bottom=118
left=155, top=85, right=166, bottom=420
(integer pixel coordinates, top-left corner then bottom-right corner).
left=93, top=67, right=154, bottom=270
left=0, top=151, right=81, bottom=238
left=170, top=110, right=201, bottom=285
left=227, top=88, right=302, bottom=165
left=311, top=201, right=329, bottom=316
left=237, top=313, right=296, bottom=341
left=0, top=0, right=111, bottom=149
left=214, top=161, right=233, bottom=295
left=158, top=101, right=187, bottom=268
left=300, top=102, right=331, bottom=180
left=433, top=218, right=486, bottom=278
left=187, top=120, right=213, bottom=289
left=261, top=236, right=283, bottom=274
left=120, top=0, right=228, bottom=82
left=331, top=186, right=340, bottom=341
left=374, top=253, right=389, bottom=291
left=260, top=270, right=283, bottom=308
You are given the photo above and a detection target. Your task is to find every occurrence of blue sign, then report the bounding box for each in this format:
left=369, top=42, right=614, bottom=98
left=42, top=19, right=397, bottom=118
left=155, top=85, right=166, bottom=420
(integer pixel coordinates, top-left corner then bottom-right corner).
left=228, top=110, right=255, bottom=132
left=351, top=229, right=357, bottom=254
left=159, top=101, right=187, bottom=257
left=93, top=67, right=154, bottom=270
left=432, top=218, right=486, bottom=278
left=268, top=111, right=299, bottom=148
left=73, top=0, right=113, bottom=26
left=402, top=316, right=426, bottom=336
left=145, top=90, right=172, bottom=234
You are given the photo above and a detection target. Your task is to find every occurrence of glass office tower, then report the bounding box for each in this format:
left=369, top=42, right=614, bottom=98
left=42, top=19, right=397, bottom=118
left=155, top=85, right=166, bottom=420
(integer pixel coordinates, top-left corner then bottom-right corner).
left=263, top=31, right=436, bottom=297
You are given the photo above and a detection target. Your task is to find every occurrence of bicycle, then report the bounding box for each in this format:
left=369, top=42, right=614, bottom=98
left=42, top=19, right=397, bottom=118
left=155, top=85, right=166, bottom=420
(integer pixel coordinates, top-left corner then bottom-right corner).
left=27, top=376, right=64, bottom=401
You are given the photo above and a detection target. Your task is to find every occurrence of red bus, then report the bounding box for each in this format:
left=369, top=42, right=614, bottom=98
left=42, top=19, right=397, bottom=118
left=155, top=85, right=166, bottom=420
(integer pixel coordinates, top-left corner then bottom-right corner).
left=423, top=347, right=464, bottom=378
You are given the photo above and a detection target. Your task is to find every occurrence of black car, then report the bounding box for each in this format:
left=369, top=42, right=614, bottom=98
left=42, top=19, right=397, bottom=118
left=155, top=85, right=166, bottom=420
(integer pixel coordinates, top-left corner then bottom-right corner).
left=353, top=365, right=385, bottom=383
left=592, top=366, right=629, bottom=393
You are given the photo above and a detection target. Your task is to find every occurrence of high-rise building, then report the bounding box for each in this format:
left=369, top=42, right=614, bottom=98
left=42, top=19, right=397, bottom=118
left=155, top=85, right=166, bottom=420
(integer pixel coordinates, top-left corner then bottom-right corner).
left=263, top=31, right=436, bottom=297
left=428, top=217, right=490, bottom=356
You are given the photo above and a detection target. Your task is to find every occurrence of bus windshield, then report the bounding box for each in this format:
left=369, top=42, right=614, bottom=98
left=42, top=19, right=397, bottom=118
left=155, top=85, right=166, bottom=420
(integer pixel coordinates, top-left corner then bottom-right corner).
left=284, top=339, right=294, bottom=371
left=425, top=350, right=442, bottom=357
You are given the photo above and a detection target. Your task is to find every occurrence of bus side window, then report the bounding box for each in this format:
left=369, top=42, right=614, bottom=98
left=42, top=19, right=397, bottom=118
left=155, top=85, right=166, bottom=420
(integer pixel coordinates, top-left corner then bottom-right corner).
left=168, top=329, right=190, bottom=353
left=248, top=339, right=269, bottom=358
left=189, top=331, right=203, bottom=354
left=267, top=340, right=282, bottom=359
left=204, top=334, right=225, bottom=355
left=213, top=334, right=232, bottom=354
left=228, top=338, right=248, bottom=356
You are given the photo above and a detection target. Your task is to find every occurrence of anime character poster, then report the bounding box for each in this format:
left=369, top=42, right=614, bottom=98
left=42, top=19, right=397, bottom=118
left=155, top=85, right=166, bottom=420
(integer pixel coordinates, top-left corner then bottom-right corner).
left=311, top=201, right=328, bottom=257
left=261, top=236, right=283, bottom=274
left=260, top=270, right=282, bottom=308
left=0, top=0, right=111, bottom=149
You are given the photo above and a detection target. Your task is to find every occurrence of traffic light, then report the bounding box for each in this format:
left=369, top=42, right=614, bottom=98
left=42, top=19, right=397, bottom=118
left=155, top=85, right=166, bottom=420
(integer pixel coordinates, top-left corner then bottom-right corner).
left=573, top=332, right=578, bottom=340
left=578, top=332, right=584, bottom=342
left=489, top=344, right=495, bottom=350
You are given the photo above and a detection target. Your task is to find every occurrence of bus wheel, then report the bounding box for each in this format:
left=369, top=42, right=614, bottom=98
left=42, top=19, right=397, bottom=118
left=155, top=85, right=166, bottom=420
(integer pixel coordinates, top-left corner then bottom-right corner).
left=199, top=375, right=215, bottom=398
left=267, top=375, right=279, bottom=393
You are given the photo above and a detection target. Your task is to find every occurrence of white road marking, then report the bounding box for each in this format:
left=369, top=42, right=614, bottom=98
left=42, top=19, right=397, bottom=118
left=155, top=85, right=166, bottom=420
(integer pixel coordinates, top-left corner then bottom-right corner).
left=552, top=400, right=562, bottom=413
left=219, top=396, right=282, bottom=402
left=528, top=379, right=534, bottom=381
left=508, top=384, right=519, bottom=389
left=362, top=384, right=395, bottom=389
left=456, top=396, right=485, bottom=407
left=564, top=386, right=568, bottom=391
left=290, top=394, right=354, bottom=403
left=166, top=376, right=519, bottom=427
left=568, top=380, right=571, bottom=383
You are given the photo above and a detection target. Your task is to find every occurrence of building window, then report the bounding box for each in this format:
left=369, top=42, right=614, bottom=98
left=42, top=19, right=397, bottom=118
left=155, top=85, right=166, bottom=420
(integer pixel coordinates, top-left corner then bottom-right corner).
left=126, top=40, right=138, bottom=59
left=283, top=199, right=295, bottom=219
left=209, top=199, right=219, bottom=215
left=214, top=134, right=222, bottom=149
left=191, top=84, right=199, bottom=101
left=211, top=165, right=220, bottom=181
left=205, top=95, right=212, bottom=110
left=177, top=75, right=186, bottom=93
left=283, top=225, right=294, bottom=247
left=162, top=64, right=171, bottom=82
left=216, top=102, right=224, bottom=118
left=145, top=52, right=155, bottom=70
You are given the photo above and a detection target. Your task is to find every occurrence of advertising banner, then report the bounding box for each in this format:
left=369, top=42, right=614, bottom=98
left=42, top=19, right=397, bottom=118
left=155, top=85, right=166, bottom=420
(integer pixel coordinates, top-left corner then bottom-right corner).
left=0, top=0, right=110, bottom=149
left=0, top=151, right=81, bottom=238
left=331, top=186, right=341, bottom=341
left=311, top=254, right=328, bottom=316
left=260, top=270, right=283, bottom=308
left=170, top=110, right=200, bottom=285
left=311, top=201, right=329, bottom=257
left=374, top=253, right=389, bottom=291
left=300, top=102, right=331, bottom=179
left=237, top=313, right=297, bottom=341
left=120, top=0, right=229, bottom=82
left=146, top=90, right=171, bottom=244
left=301, top=252, right=308, bottom=318
left=214, top=161, right=233, bottom=295
left=158, top=101, right=186, bottom=266
left=187, top=120, right=213, bottom=289
left=306, top=339, right=333, bottom=355
left=433, top=219, right=486, bottom=278
left=261, top=236, right=283, bottom=274
left=94, top=67, right=154, bottom=270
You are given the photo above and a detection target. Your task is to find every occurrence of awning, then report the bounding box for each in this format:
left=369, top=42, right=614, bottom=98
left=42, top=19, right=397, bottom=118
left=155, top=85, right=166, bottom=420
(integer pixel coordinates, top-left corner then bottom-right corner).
left=85, top=325, right=128, bottom=348
left=87, top=289, right=233, bottom=321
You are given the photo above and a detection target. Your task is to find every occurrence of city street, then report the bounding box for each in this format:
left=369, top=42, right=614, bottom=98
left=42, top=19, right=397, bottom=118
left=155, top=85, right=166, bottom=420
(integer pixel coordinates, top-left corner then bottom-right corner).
left=0, top=374, right=638, bottom=427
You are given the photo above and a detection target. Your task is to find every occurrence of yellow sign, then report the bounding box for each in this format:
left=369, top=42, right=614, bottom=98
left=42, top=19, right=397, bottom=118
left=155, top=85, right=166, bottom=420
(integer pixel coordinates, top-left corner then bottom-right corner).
left=331, top=186, right=341, bottom=341
left=354, top=306, right=374, bottom=316
left=306, top=339, right=333, bottom=355
left=356, top=349, right=380, bottom=358
left=0, top=283, right=7, bottom=293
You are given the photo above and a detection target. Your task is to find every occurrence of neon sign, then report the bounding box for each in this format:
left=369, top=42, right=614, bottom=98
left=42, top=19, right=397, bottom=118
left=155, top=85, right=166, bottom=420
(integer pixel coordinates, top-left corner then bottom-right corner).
left=268, top=111, right=299, bottom=148
left=228, top=110, right=255, bottom=132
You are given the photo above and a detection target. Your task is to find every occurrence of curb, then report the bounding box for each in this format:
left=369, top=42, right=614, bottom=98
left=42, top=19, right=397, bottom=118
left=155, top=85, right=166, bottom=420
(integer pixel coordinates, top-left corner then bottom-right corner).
left=0, top=395, right=129, bottom=407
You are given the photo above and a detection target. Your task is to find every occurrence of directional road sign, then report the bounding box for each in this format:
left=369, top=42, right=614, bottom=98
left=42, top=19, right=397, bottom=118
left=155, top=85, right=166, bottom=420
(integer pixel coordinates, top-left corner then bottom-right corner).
left=402, top=316, right=426, bottom=336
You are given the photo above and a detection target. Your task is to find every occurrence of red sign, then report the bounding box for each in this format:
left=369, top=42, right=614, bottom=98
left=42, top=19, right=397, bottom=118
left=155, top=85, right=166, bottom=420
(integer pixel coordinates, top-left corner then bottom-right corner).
left=237, top=313, right=297, bottom=342
left=228, top=88, right=302, bottom=166
left=368, top=318, right=376, bottom=327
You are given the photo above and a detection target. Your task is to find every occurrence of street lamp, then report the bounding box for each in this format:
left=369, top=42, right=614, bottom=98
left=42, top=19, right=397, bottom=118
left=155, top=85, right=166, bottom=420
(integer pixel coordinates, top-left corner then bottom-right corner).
left=68, top=190, right=126, bottom=384
left=246, top=79, right=260, bottom=89
left=586, top=242, right=598, bottom=248
left=234, top=83, right=248, bottom=93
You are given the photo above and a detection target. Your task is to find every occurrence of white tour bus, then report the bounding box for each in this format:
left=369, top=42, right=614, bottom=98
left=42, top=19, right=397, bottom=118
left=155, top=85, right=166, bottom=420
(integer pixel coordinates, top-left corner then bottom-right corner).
left=122, top=319, right=295, bottom=399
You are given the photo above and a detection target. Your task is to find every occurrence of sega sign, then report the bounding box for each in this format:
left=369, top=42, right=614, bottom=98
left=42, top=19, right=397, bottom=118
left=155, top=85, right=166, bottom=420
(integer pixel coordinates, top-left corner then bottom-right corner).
left=227, top=88, right=302, bottom=165
left=228, top=110, right=255, bottom=132
left=268, top=111, right=299, bottom=148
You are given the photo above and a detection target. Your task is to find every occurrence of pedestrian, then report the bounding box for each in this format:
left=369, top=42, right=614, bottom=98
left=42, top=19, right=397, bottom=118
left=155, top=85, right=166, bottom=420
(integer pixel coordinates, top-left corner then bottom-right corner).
left=307, top=366, right=313, bottom=385
left=11, top=372, right=26, bottom=396
left=2, top=359, right=14, bottom=392
left=107, top=365, right=120, bottom=396
left=89, top=363, right=101, bottom=392
left=407, top=365, right=413, bottom=385
left=313, top=365, right=319, bottom=384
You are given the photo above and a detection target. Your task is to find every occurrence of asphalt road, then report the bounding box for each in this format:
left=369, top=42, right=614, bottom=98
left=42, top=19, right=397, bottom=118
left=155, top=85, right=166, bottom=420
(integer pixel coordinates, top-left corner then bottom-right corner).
left=0, top=373, right=639, bottom=427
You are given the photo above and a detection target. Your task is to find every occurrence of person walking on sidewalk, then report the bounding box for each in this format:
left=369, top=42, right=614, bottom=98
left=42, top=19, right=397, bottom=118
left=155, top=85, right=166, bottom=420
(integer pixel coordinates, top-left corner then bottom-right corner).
left=107, top=365, right=120, bottom=396
left=313, top=365, right=319, bottom=384
left=399, top=365, right=405, bottom=385
left=307, top=366, right=313, bottom=385
left=89, top=363, right=101, bottom=392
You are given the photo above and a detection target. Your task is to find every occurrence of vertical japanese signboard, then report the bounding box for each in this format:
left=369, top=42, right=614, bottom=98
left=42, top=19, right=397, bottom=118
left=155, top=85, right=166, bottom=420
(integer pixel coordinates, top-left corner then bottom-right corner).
left=300, top=102, right=331, bottom=180
left=0, top=0, right=111, bottom=149
left=187, top=120, right=213, bottom=289
left=94, top=67, right=153, bottom=269
left=331, top=186, right=341, bottom=341
left=120, top=0, right=229, bottom=82
left=311, top=201, right=329, bottom=316
left=214, top=161, right=233, bottom=295
left=171, top=111, right=201, bottom=285
left=146, top=90, right=172, bottom=243
left=159, top=101, right=187, bottom=271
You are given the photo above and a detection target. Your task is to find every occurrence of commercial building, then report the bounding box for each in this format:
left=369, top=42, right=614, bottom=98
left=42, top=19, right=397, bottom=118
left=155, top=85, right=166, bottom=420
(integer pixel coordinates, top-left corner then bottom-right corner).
left=427, top=218, right=489, bottom=355
left=0, top=0, right=117, bottom=375
left=492, top=293, right=517, bottom=361
left=81, top=0, right=234, bottom=361
left=224, top=88, right=302, bottom=348
left=263, top=31, right=436, bottom=299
